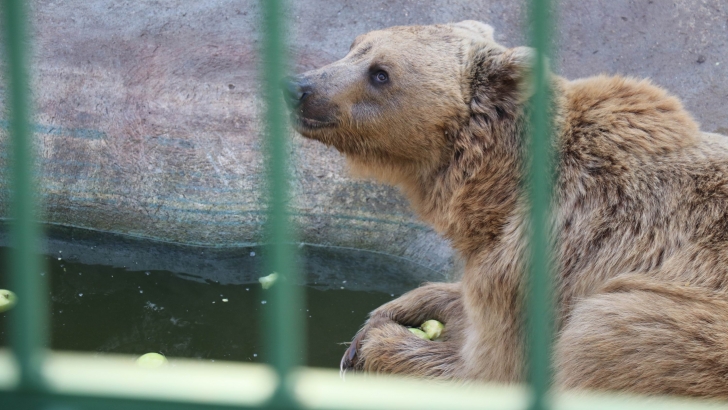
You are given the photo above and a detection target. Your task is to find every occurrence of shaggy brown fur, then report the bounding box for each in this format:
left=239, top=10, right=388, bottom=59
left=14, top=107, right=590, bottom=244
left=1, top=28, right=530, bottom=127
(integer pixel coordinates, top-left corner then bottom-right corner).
left=285, top=20, right=728, bottom=398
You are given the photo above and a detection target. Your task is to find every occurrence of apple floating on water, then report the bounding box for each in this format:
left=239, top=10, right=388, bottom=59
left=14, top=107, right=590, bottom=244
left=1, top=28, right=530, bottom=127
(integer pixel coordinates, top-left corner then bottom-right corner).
left=0, top=289, right=17, bottom=313
left=136, top=352, right=168, bottom=368
left=259, top=272, right=279, bottom=289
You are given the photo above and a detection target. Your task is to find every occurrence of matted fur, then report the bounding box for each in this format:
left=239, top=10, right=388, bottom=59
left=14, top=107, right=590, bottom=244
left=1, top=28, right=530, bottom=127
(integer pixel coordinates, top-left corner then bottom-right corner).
left=287, top=21, right=728, bottom=398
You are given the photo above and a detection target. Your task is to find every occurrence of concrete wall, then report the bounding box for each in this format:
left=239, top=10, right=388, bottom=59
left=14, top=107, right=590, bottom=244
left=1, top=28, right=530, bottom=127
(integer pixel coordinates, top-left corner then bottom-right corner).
left=0, top=0, right=725, bottom=277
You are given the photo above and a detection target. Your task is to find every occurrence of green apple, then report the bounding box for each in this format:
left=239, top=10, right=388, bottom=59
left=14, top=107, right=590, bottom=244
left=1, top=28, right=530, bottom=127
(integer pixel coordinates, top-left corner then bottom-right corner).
left=421, top=319, right=445, bottom=340
left=136, top=352, right=168, bottom=368
left=408, top=328, right=429, bottom=340
left=0, top=289, right=17, bottom=313
left=259, top=272, right=279, bottom=289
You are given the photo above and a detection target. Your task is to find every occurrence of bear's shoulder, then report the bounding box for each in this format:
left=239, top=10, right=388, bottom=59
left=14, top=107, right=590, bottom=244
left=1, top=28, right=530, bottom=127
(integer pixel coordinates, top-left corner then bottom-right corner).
left=561, top=75, right=700, bottom=157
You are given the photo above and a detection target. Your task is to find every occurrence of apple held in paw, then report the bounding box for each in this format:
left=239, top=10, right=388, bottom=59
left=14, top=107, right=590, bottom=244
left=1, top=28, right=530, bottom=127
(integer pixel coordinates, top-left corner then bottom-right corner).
left=409, top=328, right=429, bottom=339
left=408, top=319, right=445, bottom=341
left=421, top=319, right=444, bottom=340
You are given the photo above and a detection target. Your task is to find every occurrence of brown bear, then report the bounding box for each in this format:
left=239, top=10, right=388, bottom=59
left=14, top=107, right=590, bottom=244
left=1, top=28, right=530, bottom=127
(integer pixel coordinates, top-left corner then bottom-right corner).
left=285, top=20, right=728, bottom=398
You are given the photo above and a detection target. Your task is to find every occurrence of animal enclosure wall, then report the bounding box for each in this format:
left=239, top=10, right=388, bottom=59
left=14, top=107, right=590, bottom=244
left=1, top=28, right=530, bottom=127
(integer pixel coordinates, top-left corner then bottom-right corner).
left=0, top=0, right=725, bottom=277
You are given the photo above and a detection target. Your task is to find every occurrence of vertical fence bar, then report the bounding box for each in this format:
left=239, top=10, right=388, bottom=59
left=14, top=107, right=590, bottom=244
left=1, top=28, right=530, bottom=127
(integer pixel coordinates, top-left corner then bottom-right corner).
left=526, top=0, right=555, bottom=410
left=260, top=0, right=304, bottom=408
left=2, top=0, right=47, bottom=393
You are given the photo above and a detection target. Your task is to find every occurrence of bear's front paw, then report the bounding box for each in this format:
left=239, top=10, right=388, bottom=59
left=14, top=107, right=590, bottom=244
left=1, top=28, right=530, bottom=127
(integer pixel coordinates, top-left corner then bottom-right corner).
left=340, top=315, right=391, bottom=374
left=340, top=282, right=463, bottom=378
left=340, top=320, right=445, bottom=377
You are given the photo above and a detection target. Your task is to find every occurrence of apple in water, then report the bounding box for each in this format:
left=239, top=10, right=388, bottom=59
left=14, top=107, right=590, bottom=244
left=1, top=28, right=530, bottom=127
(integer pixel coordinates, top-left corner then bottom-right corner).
left=0, top=289, right=17, bottom=313
left=136, top=352, right=168, bottom=368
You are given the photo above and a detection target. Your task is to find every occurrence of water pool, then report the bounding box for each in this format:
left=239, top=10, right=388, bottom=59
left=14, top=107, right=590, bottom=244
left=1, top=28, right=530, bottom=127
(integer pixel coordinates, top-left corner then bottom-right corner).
left=0, top=225, right=444, bottom=368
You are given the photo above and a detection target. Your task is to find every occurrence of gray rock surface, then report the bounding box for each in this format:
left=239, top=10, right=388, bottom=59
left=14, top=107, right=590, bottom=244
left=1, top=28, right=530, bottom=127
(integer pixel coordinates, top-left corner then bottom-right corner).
left=0, top=0, right=725, bottom=278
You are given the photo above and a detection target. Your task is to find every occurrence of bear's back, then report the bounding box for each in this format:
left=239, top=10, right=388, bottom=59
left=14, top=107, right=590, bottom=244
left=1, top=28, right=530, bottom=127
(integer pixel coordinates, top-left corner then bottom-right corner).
left=556, top=75, right=728, bottom=312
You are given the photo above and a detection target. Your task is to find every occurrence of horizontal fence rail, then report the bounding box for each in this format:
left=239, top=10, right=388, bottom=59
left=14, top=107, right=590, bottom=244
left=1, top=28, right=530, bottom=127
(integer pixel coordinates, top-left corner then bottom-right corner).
left=4, top=351, right=728, bottom=410
left=0, top=350, right=728, bottom=410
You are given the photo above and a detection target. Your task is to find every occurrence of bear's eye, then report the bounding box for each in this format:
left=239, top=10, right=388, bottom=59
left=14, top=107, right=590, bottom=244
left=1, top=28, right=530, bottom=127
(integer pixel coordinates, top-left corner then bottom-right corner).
left=371, top=70, right=389, bottom=85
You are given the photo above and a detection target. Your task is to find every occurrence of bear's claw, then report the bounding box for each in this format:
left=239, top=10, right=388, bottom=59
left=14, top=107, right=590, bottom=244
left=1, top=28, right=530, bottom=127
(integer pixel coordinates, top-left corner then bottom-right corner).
left=340, top=329, right=367, bottom=378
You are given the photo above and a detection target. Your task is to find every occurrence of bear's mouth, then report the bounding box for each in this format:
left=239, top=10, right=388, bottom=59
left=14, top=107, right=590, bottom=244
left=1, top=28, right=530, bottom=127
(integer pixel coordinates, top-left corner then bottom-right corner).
left=291, top=114, right=336, bottom=132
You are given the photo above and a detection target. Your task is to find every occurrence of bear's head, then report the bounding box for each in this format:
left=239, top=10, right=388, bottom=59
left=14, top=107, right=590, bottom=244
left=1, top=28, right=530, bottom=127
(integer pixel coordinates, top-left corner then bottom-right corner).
left=285, top=21, right=532, bottom=182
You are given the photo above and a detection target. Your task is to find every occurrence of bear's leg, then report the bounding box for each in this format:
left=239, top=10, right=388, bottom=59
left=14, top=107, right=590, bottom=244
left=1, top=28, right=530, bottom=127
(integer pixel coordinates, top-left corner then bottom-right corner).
left=555, top=274, right=728, bottom=398
left=341, top=282, right=466, bottom=379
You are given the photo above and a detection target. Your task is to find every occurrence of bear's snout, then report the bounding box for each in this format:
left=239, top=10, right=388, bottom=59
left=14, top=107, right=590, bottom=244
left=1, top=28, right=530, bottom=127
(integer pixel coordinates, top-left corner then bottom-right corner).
left=282, top=74, right=339, bottom=131
left=282, top=76, right=312, bottom=109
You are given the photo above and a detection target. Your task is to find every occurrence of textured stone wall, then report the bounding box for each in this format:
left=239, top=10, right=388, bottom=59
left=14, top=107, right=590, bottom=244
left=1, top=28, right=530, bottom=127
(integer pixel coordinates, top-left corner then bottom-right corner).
left=0, top=0, right=725, bottom=278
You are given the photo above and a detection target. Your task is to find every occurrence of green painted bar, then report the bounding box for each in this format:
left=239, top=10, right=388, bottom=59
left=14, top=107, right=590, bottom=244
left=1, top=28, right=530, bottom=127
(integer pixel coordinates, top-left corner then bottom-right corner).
left=3, top=0, right=48, bottom=393
left=260, top=0, right=304, bottom=407
left=526, top=0, right=555, bottom=410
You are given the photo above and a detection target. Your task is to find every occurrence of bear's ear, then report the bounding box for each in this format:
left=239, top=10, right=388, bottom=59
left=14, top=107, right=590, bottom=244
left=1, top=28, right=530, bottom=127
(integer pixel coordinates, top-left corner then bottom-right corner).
left=453, top=20, right=495, bottom=41
left=505, top=46, right=534, bottom=73
left=496, top=46, right=536, bottom=104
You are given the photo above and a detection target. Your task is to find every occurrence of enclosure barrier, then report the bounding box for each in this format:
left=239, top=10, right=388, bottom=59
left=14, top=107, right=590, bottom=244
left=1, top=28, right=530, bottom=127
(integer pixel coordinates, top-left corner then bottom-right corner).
left=0, top=0, right=725, bottom=409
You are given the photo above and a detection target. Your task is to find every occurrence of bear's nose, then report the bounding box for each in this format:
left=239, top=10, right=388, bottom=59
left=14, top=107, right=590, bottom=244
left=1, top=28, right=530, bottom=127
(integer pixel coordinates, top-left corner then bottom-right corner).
left=282, top=77, right=312, bottom=109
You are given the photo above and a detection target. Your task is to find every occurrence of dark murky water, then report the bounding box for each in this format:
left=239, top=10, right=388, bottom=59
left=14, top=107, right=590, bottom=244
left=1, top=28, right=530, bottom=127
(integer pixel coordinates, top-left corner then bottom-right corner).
left=0, top=226, right=443, bottom=368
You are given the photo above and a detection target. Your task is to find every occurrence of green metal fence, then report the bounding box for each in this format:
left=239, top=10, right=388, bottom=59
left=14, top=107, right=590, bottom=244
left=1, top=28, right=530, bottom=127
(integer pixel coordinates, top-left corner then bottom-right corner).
left=4, top=0, right=48, bottom=397
left=0, top=0, right=726, bottom=409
